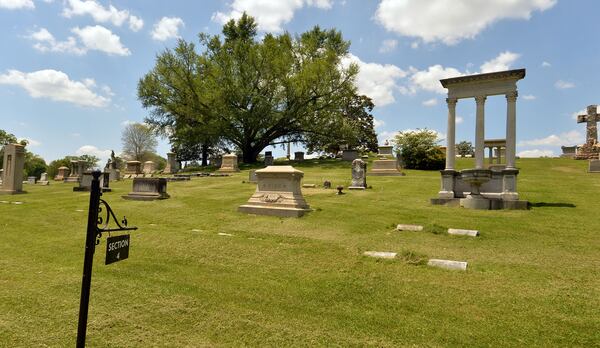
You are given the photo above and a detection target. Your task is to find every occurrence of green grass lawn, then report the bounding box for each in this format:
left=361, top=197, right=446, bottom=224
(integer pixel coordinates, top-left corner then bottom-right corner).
left=1, top=157, right=599, bottom=347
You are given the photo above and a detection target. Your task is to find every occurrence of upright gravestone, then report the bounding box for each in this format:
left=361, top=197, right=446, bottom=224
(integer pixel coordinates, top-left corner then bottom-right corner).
left=264, top=151, right=274, bottom=166
left=218, top=154, right=240, bottom=173
left=589, top=159, right=600, bottom=173
left=164, top=152, right=179, bottom=174
left=27, top=176, right=37, bottom=185
left=248, top=170, right=257, bottom=183
left=39, top=172, right=49, bottom=185
left=122, top=177, right=169, bottom=200
left=238, top=166, right=311, bottom=217
left=0, top=144, right=25, bottom=194
left=294, top=152, right=305, bottom=161
left=143, top=161, right=156, bottom=174
left=105, top=151, right=120, bottom=181
left=74, top=172, right=111, bottom=192
left=55, top=166, right=70, bottom=181
left=342, top=149, right=359, bottom=161
left=348, top=159, right=367, bottom=190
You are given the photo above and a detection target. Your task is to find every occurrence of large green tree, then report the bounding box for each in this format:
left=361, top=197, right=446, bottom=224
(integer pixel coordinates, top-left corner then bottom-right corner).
left=138, top=14, right=361, bottom=163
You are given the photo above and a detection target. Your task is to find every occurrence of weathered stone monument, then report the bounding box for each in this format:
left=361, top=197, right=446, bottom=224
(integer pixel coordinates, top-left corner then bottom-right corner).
left=143, top=161, right=156, bottom=174
left=122, top=177, right=169, bottom=200
left=104, top=150, right=120, bottom=181
left=65, top=160, right=86, bottom=183
left=264, top=151, right=274, bottom=166
left=248, top=170, right=257, bottom=183
left=370, top=143, right=403, bottom=176
left=55, top=166, right=70, bottom=181
left=218, top=153, right=239, bottom=173
left=164, top=152, right=179, bottom=174
left=575, top=105, right=600, bottom=159
left=588, top=159, right=600, bottom=173
left=484, top=139, right=506, bottom=169
left=294, top=151, right=304, bottom=161
left=431, top=69, right=528, bottom=210
left=238, top=166, right=311, bottom=217
left=125, top=161, right=142, bottom=175
left=39, top=172, right=49, bottom=185
left=0, top=144, right=25, bottom=194
left=74, top=172, right=111, bottom=192
left=560, top=145, right=579, bottom=158
left=348, top=159, right=367, bottom=190
left=342, top=149, right=359, bottom=161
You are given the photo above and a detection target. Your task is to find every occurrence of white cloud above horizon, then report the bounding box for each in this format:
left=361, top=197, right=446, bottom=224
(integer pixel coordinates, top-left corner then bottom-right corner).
left=555, top=80, right=575, bottom=89
left=212, top=0, right=333, bottom=32
left=480, top=51, right=520, bottom=73
left=0, top=69, right=111, bottom=107
left=27, top=26, right=131, bottom=56
left=518, top=130, right=584, bottom=147
left=379, top=39, right=398, bottom=53
left=0, top=0, right=33, bottom=10
left=517, top=149, right=555, bottom=158
left=151, top=17, right=184, bottom=41
left=374, top=0, right=556, bottom=45
left=62, top=0, right=143, bottom=31
left=76, top=145, right=112, bottom=166
left=342, top=53, right=407, bottom=107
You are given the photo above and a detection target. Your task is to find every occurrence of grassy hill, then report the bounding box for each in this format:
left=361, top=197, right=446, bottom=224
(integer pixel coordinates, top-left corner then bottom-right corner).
left=0, top=157, right=598, bottom=347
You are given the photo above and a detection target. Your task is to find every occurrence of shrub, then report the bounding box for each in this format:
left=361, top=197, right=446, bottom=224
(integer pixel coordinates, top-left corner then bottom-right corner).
left=393, top=129, right=445, bottom=170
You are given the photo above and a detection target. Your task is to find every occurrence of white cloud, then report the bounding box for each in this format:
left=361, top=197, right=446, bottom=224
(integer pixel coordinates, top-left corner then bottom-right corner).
left=27, top=28, right=87, bottom=55
left=379, top=39, right=398, bottom=53
left=541, top=61, right=551, bottom=67
left=28, top=26, right=130, bottom=56
left=0, top=69, right=110, bottom=107
left=375, top=0, right=556, bottom=45
left=121, top=120, right=136, bottom=126
left=522, top=94, right=536, bottom=100
left=409, top=64, right=463, bottom=94
left=76, top=145, right=111, bottom=166
left=410, top=41, right=419, bottom=49
left=212, top=0, right=333, bottom=32
left=379, top=128, right=446, bottom=144
left=151, top=17, right=184, bottom=41
left=480, top=51, right=520, bottom=73
left=555, top=80, right=575, bottom=90
left=0, top=0, right=34, bottom=9
left=63, top=0, right=128, bottom=26
left=572, top=108, right=587, bottom=120
left=518, top=130, right=584, bottom=147
left=373, top=119, right=385, bottom=129
left=456, top=116, right=464, bottom=124
left=517, top=149, right=554, bottom=158
left=129, top=15, right=144, bottom=32
left=72, top=25, right=130, bottom=56
left=342, top=53, right=407, bottom=107
left=422, top=98, right=437, bottom=107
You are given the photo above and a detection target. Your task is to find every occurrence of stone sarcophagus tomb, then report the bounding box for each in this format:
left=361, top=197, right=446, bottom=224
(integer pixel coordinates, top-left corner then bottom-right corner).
left=238, top=166, right=311, bottom=217
left=218, top=153, right=240, bottom=173
left=74, top=172, right=111, bottom=192
left=122, top=177, right=169, bottom=201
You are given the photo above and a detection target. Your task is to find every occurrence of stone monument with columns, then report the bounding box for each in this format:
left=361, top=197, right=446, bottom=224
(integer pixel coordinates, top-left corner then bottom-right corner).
left=0, top=143, right=25, bottom=194
left=431, top=69, right=528, bottom=210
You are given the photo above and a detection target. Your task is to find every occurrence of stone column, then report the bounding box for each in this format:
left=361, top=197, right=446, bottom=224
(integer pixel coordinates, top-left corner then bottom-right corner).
left=445, top=98, right=458, bottom=170
left=506, top=91, right=518, bottom=169
left=475, top=95, right=487, bottom=169
left=488, top=147, right=493, bottom=164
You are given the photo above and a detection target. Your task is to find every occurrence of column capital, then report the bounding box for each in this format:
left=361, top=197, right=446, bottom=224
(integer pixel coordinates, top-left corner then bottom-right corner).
left=506, top=91, right=518, bottom=102
left=446, top=97, right=458, bottom=106
left=474, top=95, right=487, bottom=104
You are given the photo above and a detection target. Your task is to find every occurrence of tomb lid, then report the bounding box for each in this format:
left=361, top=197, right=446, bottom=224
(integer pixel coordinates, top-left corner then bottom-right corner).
left=256, top=165, right=303, bottom=174
left=126, top=160, right=141, bottom=164
left=223, top=153, right=238, bottom=158
left=144, top=161, right=155, bottom=164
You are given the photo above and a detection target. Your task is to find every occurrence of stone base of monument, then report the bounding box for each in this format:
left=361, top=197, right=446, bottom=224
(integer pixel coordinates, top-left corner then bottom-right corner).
left=460, top=194, right=490, bottom=210
left=588, top=159, right=600, bottom=173
left=348, top=186, right=366, bottom=190
left=238, top=166, right=311, bottom=217
left=38, top=181, right=49, bottom=186
left=0, top=189, right=26, bottom=195
left=369, top=160, right=404, bottom=176
left=63, top=176, right=80, bottom=183
left=122, top=177, right=169, bottom=201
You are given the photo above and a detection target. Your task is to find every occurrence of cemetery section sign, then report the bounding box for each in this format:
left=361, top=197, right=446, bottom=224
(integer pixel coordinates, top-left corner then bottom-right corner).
left=105, top=234, right=130, bottom=265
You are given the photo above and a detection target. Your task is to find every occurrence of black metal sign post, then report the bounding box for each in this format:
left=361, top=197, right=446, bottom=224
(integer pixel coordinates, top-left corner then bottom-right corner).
left=76, top=171, right=137, bottom=348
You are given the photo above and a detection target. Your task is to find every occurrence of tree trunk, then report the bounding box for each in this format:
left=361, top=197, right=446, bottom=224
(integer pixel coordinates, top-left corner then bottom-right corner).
left=201, top=144, right=208, bottom=166
left=241, top=146, right=262, bottom=164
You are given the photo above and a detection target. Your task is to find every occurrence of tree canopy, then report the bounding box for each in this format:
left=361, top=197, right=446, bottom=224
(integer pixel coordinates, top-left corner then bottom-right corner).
left=121, top=123, right=158, bottom=162
left=393, top=129, right=445, bottom=170
left=138, top=13, right=374, bottom=163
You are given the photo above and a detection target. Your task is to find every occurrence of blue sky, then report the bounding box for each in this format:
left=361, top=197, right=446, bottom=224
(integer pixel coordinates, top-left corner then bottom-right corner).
left=0, top=0, right=597, bottom=164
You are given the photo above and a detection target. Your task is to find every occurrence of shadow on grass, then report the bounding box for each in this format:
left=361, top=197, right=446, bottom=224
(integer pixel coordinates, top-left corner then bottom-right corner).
left=529, top=202, right=576, bottom=208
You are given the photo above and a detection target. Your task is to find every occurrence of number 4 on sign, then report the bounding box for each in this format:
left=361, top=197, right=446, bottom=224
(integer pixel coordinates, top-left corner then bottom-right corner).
left=116, top=252, right=120, bottom=260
